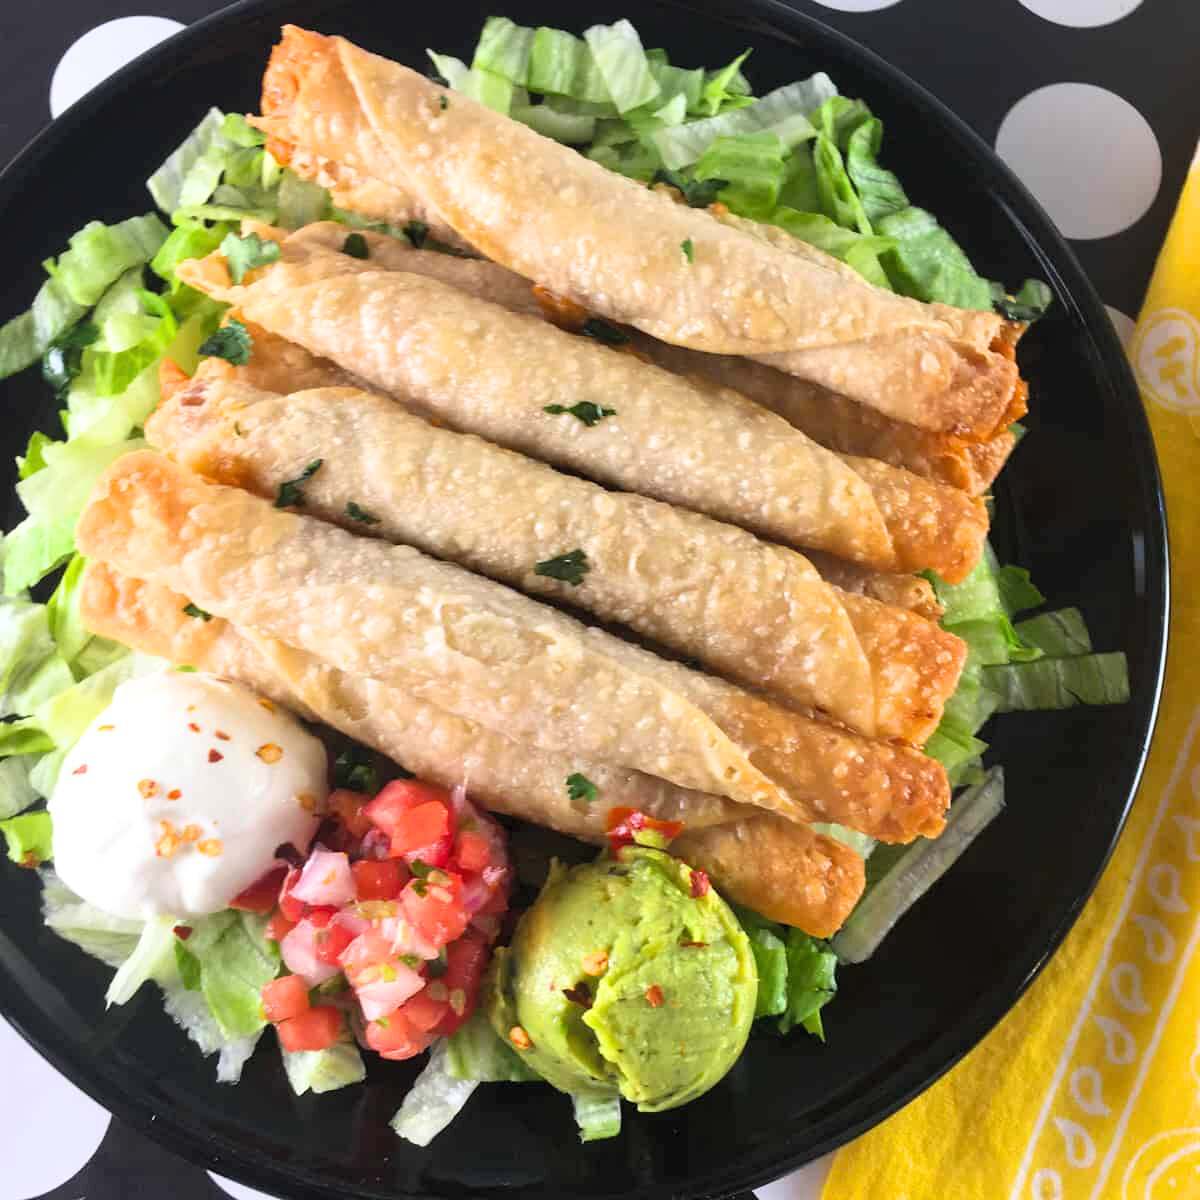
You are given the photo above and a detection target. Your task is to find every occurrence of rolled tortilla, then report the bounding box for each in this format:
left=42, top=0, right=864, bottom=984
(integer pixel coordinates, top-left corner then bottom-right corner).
left=243, top=225, right=991, bottom=580
left=79, top=563, right=865, bottom=934
left=179, top=246, right=987, bottom=580
left=148, top=370, right=966, bottom=742
left=78, top=453, right=949, bottom=841
left=253, top=26, right=1024, bottom=437
left=283, top=220, right=1014, bottom=493
left=283, top=219, right=1015, bottom=494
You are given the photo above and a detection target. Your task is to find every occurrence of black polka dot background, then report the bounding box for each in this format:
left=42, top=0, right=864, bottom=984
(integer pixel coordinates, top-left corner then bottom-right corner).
left=0, top=2, right=1196, bottom=1198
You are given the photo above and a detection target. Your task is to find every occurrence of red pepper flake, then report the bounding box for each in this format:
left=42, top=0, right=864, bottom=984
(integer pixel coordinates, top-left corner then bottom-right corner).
left=509, top=1025, right=533, bottom=1050
left=173, top=925, right=193, bottom=941
left=167, top=788, right=182, bottom=801
left=208, top=748, right=224, bottom=763
left=98, top=724, right=115, bottom=732
left=138, top=779, right=160, bottom=799
left=680, top=939, right=708, bottom=949
left=188, top=722, right=201, bottom=733
left=605, top=806, right=684, bottom=851
left=197, top=838, right=224, bottom=857
left=256, top=742, right=283, bottom=764
left=215, top=730, right=231, bottom=741
left=181, top=824, right=202, bottom=843
left=689, top=869, right=711, bottom=898
left=19, top=851, right=40, bottom=869
left=72, top=764, right=88, bottom=776
left=257, top=698, right=276, bottom=714
left=644, top=985, right=665, bottom=1008
left=297, top=793, right=317, bottom=812
left=562, top=982, right=593, bottom=1009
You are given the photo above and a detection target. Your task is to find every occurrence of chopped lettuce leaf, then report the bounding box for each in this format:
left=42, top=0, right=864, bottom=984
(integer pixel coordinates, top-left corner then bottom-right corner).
left=994, top=279, right=1054, bottom=322
left=779, top=929, right=838, bottom=1038
left=5, top=434, right=141, bottom=595
left=0, top=277, right=87, bottom=381
left=813, top=132, right=872, bottom=235
left=282, top=1041, right=367, bottom=1096
left=151, top=221, right=231, bottom=296
left=106, top=914, right=180, bottom=1006
left=41, top=320, right=99, bottom=399
left=583, top=20, right=660, bottom=114
left=768, top=209, right=895, bottom=289
left=147, top=108, right=228, bottom=212
left=276, top=170, right=331, bottom=230
left=0, top=755, right=38, bottom=819
left=877, top=206, right=994, bottom=309
left=512, top=103, right=596, bottom=144
left=34, top=654, right=140, bottom=750
left=472, top=16, right=536, bottom=83
left=0, top=809, right=52, bottom=867
left=446, top=1010, right=542, bottom=1082
left=392, top=1039, right=480, bottom=1147
left=697, top=50, right=753, bottom=116
left=694, top=132, right=787, bottom=218
left=844, top=117, right=908, bottom=223
left=0, top=595, right=58, bottom=715
left=40, top=869, right=143, bottom=967
left=527, top=29, right=612, bottom=104
left=648, top=60, right=705, bottom=115
left=17, top=431, right=54, bottom=481
left=747, top=926, right=788, bottom=1018
left=46, top=216, right=169, bottom=308
left=28, top=747, right=65, bottom=799
left=572, top=1088, right=622, bottom=1142
left=1014, top=608, right=1093, bottom=658
left=0, top=719, right=54, bottom=758
left=652, top=74, right=835, bottom=169
left=833, top=769, right=1006, bottom=963
left=161, top=985, right=263, bottom=1084
left=982, top=653, right=1130, bottom=712
left=189, top=911, right=280, bottom=1039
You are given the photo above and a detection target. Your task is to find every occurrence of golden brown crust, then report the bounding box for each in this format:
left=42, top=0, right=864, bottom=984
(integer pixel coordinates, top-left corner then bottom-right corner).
left=80, top=563, right=865, bottom=934
left=255, top=26, right=1024, bottom=436
left=79, top=453, right=949, bottom=840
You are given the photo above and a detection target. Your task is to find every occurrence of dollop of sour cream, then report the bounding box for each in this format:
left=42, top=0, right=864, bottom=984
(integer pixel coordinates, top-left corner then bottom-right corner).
left=50, top=672, right=328, bottom=919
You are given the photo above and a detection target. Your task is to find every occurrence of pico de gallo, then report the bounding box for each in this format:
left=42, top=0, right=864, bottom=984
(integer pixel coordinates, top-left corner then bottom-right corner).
left=239, top=778, right=511, bottom=1061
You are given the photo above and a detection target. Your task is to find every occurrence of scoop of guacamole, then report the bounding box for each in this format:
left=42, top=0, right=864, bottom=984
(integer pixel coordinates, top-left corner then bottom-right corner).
left=486, top=845, right=756, bottom=1112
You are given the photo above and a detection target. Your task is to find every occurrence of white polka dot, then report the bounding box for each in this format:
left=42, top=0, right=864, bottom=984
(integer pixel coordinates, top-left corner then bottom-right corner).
left=1, top=1016, right=111, bottom=1198
left=995, top=84, right=1161, bottom=240
left=50, top=17, right=185, bottom=118
left=809, top=0, right=905, bottom=10
left=757, top=1155, right=834, bottom=1200
left=1018, top=0, right=1143, bottom=27
left=209, top=1172, right=285, bottom=1200
left=1106, top=305, right=1137, bottom=349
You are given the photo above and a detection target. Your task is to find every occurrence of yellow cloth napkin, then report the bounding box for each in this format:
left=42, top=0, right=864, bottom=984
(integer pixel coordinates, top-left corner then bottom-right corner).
left=822, top=154, right=1200, bottom=1200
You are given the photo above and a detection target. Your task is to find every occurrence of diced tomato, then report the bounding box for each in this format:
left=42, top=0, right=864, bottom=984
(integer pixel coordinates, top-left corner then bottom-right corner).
left=230, top=866, right=288, bottom=913
left=388, top=802, right=451, bottom=858
left=454, top=830, right=492, bottom=873
left=400, top=872, right=469, bottom=950
left=261, top=974, right=310, bottom=1024
left=266, top=910, right=296, bottom=943
left=351, top=858, right=403, bottom=900
left=364, top=1008, right=437, bottom=1061
left=433, top=931, right=490, bottom=1035
left=279, top=867, right=307, bottom=922
left=365, top=781, right=454, bottom=838
left=606, top=807, right=685, bottom=851
left=400, top=986, right=450, bottom=1033
left=276, top=1005, right=342, bottom=1052
left=314, top=920, right=356, bottom=967
left=329, top=789, right=374, bottom=839
left=338, top=928, right=396, bottom=982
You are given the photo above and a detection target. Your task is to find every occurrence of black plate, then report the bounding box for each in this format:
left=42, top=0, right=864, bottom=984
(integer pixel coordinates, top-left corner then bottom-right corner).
left=0, top=1, right=1168, bottom=1197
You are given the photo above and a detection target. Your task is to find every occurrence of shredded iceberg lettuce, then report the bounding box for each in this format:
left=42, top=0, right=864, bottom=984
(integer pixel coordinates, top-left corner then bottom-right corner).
left=392, top=1039, right=481, bottom=1147
left=283, top=1041, right=367, bottom=1096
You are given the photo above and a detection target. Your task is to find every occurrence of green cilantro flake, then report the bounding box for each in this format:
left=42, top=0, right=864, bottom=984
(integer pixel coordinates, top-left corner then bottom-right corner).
left=198, top=319, right=252, bottom=366
left=220, top=232, right=281, bottom=284
left=543, top=402, right=617, bottom=427
left=534, top=548, right=589, bottom=587
left=651, top=169, right=728, bottom=209
left=345, top=500, right=380, bottom=524
left=182, top=603, right=212, bottom=622
left=342, top=232, right=369, bottom=260
left=566, top=773, right=598, bottom=805
left=403, top=220, right=430, bottom=250
left=681, top=238, right=695, bottom=263
left=439, top=94, right=449, bottom=111
left=274, top=459, right=323, bottom=508
left=333, top=747, right=378, bottom=793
